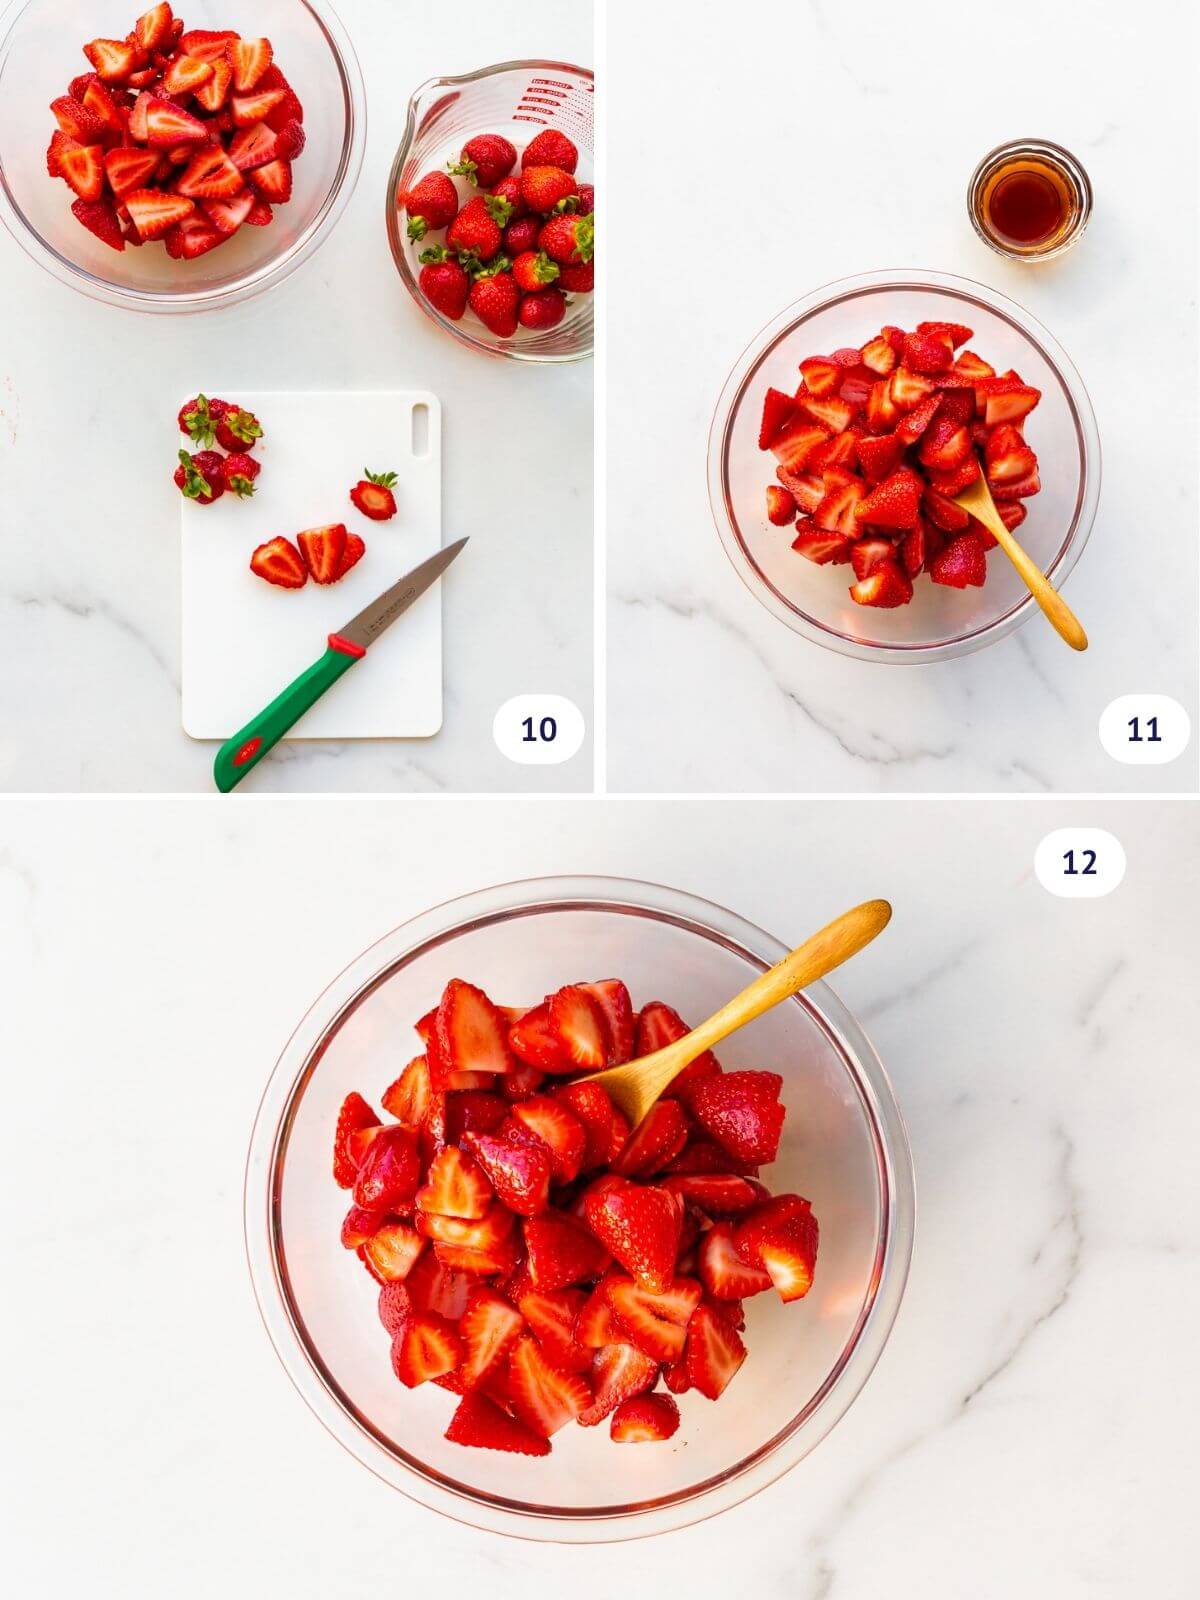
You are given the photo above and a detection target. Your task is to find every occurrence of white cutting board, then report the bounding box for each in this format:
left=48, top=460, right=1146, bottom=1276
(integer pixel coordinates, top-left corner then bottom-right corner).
left=181, top=390, right=442, bottom=740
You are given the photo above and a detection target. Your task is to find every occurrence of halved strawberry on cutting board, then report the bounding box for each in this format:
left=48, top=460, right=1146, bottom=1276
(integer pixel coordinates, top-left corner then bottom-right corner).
left=250, top=536, right=307, bottom=589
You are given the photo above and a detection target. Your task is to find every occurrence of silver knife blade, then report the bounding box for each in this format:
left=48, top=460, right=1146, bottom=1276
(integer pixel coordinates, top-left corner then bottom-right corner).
left=336, top=538, right=468, bottom=651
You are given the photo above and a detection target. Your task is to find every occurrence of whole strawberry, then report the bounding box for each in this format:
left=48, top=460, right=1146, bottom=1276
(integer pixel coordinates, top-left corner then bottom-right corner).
left=178, top=393, right=230, bottom=447
left=559, top=260, right=594, bottom=293
left=450, top=133, right=517, bottom=188
left=215, top=403, right=263, bottom=454
left=518, top=289, right=567, bottom=330
left=503, top=215, right=541, bottom=256
left=468, top=265, right=520, bottom=338
left=521, top=129, right=579, bottom=174
left=520, top=164, right=578, bottom=215
left=512, top=250, right=560, bottom=292
left=175, top=448, right=225, bottom=505
left=447, top=195, right=502, bottom=263
left=222, top=452, right=260, bottom=498
left=539, top=211, right=593, bottom=265
left=403, top=170, right=458, bottom=241
left=575, top=182, right=595, bottom=213
left=418, top=246, right=469, bottom=320
left=490, top=176, right=526, bottom=220
left=350, top=469, right=399, bottom=522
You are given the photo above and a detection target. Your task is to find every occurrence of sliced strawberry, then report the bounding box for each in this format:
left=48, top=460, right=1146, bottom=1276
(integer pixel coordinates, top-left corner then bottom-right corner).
left=177, top=29, right=238, bottom=62
left=576, top=1342, right=659, bottom=1427
left=508, top=1095, right=587, bottom=1183
left=925, top=456, right=981, bottom=497
left=523, top=1209, right=610, bottom=1290
left=758, top=386, right=797, bottom=450
left=391, top=1311, right=463, bottom=1387
left=195, top=57, right=234, bottom=113
left=102, top=145, right=159, bottom=196
left=952, top=349, right=995, bottom=382
left=51, top=96, right=104, bottom=142
left=80, top=78, right=123, bottom=138
left=458, top=1285, right=524, bottom=1389
left=176, top=144, right=243, bottom=199
left=984, top=423, right=1037, bottom=483
left=338, top=532, right=366, bottom=578
left=918, top=414, right=972, bottom=472
left=162, top=54, right=213, bottom=96
left=352, top=1124, right=420, bottom=1212
left=902, top=329, right=954, bottom=374
left=416, top=1144, right=492, bottom=1220
left=230, top=36, right=275, bottom=93
left=613, top=1100, right=689, bottom=1178
left=923, top=486, right=971, bottom=533
left=462, top=1128, right=552, bottom=1217
left=551, top=1081, right=616, bottom=1169
left=661, top=1174, right=757, bottom=1214
left=417, top=1202, right=514, bottom=1250
left=771, top=416, right=829, bottom=474
left=546, top=984, right=608, bottom=1070
left=998, top=501, right=1028, bottom=532
left=517, top=1289, right=592, bottom=1373
left=698, top=1219, right=772, bottom=1299
left=134, top=4, right=174, bottom=52
left=791, top=524, right=852, bottom=565
left=977, top=376, right=1042, bottom=427
left=341, top=1204, right=385, bottom=1249
left=851, top=559, right=913, bottom=607
left=757, top=1208, right=820, bottom=1302
left=58, top=143, right=105, bottom=201
left=250, top=535, right=307, bottom=589
left=991, top=467, right=1042, bottom=501
left=406, top=1249, right=470, bottom=1319
left=431, top=978, right=514, bottom=1085
left=508, top=1001, right=568, bottom=1073
left=574, top=1276, right=618, bottom=1348
left=508, top=1334, right=592, bottom=1436
left=445, top=1390, right=550, bottom=1455
left=635, top=1001, right=720, bottom=1095
left=929, top=531, right=988, bottom=588
left=610, top=1392, right=680, bottom=1443
left=232, top=88, right=287, bottom=127
left=798, top=356, right=842, bottom=397
left=688, top=1071, right=784, bottom=1165
left=380, top=1057, right=432, bottom=1130
left=377, top=1280, right=412, bottom=1336
left=865, top=377, right=900, bottom=434
left=860, top=332, right=899, bottom=376
left=796, top=391, right=854, bottom=433
left=778, top=466, right=824, bottom=513
left=662, top=1359, right=692, bottom=1394
left=663, top=1139, right=757, bottom=1177
left=850, top=536, right=898, bottom=583
left=433, top=1233, right=520, bottom=1278
left=333, top=1091, right=377, bottom=1188
left=228, top=120, right=278, bottom=171
left=888, top=366, right=936, bottom=412
left=143, top=96, right=207, bottom=147
left=583, top=1180, right=682, bottom=1293
left=202, top=188, right=256, bottom=235
left=46, top=130, right=79, bottom=179
left=360, top=1221, right=425, bottom=1284
left=685, top=1301, right=746, bottom=1400
left=581, top=979, right=635, bottom=1064
left=812, top=467, right=867, bottom=535
left=605, top=1275, right=702, bottom=1363
left=855, top=468, right=920, bottom=531
left=732, top=1194, right=811, bottom=1264
left=249, top=158, right=292, bottom=202
left=70, top=197, right=125, bottom=251
left=83, top=38, right=136, bottom=82
left=808, top=431, right=859, bottom=473
left=900, top=520, right=937, bottom=578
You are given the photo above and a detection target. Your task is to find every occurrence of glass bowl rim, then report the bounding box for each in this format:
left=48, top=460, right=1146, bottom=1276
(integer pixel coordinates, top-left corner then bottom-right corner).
left=0, top=0, right=367, bottom=314
left=706, top=266, right=1102, bottom=664
left=244, top=873, right=915, bottom=1543
left=384, top=58, right=594, bottom=365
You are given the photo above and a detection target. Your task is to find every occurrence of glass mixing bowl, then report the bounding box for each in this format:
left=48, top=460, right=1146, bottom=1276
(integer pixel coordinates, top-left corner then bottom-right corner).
left=708, top=269, right=1101, bottom=663
left=386, top=61, right=594, bottom=363
left=0, top=0, right=365, bottom=312
left=245, top=876, right=914, bottom=1542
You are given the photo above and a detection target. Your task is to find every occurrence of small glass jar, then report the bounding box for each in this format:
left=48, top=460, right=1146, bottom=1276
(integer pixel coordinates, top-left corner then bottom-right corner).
left=968, top=139, right=1093, bottom=262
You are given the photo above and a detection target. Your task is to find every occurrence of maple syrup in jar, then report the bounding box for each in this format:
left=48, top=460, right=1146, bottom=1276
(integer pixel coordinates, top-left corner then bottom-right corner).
left=968, top=140, right=1092, bottom=260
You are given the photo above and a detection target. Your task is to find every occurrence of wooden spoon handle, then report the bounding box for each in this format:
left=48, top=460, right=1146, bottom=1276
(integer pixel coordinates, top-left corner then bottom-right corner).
left=990, top=522, right=1088, bottom=652
left=672, top=899, right=893, bottom=1065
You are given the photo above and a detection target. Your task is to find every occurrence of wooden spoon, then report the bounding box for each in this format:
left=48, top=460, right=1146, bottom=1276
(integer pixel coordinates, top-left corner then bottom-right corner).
left=954, top=474, right=1088, bottom=652
left=583, top=899, right=893, bottom=1128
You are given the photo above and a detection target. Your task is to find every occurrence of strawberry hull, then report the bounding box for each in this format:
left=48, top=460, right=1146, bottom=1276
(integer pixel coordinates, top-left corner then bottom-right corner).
left=333, top=974, right=821, bottom=1458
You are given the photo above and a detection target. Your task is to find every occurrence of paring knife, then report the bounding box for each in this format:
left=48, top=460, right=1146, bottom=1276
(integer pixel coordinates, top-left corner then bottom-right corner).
left=213, top=538, right=468, bottom=793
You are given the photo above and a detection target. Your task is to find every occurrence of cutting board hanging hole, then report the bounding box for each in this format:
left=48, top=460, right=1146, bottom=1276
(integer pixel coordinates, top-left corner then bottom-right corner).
left=411, top=403, right=431, bottom=459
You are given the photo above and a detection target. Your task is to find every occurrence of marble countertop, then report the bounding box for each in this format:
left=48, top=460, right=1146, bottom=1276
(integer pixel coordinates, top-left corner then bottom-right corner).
left=1, top=794, right=1195, bottom=1596
left=0, top=0, right=593, bottom=793
left=606, top=0, right=1199, bottom=793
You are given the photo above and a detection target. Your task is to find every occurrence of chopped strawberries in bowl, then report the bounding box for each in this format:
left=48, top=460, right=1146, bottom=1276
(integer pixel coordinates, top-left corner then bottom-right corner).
left=331, top=974, right=823, bottom=1459
left=757, top=318, right=1045, bottom=608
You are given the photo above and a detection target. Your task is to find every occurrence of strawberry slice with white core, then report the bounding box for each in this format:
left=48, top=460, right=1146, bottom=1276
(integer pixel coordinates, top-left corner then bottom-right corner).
left=416, top=1144, right=493, bottom=1220
left=546, top=984, right=609, bottom=1070
left=391, top=1312, right=463, bottom=1387
left=230, top=37, right=275, bottom=93
left=432, top=979, right=514, bottom=1082
left=143, top=97, right=207, bottom=148
left=508, top=1334, right=592, bottom=1436
left=458, top=1286, right=524, bottom=1389
left=360, top=1221, right=425, bottom=1284
left=604, top=1275, right=702, bottom=1363
left=698, top=1220, right=773, bottom=1300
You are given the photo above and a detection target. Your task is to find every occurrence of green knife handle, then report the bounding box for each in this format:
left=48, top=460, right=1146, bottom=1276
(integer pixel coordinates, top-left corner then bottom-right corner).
left=213, top=635, right=365, bottom=793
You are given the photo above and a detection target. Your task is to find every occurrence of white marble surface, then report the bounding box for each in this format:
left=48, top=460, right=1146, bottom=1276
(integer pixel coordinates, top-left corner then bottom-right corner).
left=2, top=794, right=1195, bottom=1595
left=0, top=0, right=593, bottom=792
left=606, top=0, right=1199, bottom=793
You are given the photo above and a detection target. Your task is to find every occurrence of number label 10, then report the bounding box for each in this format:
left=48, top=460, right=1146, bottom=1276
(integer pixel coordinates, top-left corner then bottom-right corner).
left=493, top=695, right=586, bottom=766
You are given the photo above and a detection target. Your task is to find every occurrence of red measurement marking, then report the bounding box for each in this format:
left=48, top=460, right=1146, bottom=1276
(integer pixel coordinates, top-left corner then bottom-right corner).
left=233, top=736, right=263, bottom=767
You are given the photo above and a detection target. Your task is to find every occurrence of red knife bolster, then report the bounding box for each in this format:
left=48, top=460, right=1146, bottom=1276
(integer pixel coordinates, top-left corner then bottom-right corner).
left=328, top=633, right=367, bottom=659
